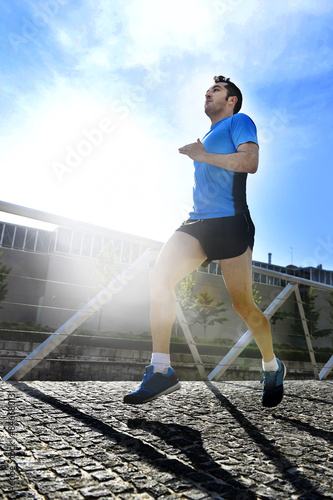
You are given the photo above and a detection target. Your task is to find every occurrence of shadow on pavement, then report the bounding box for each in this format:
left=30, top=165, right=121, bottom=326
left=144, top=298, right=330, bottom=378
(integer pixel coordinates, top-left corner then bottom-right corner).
left=283, top=391, right=333, bottom=407
left=127, top=417, right=256, bottom=497
left=272, top=414, right=333, bottom=444
left=205, top=381, right=325, bottom=499
left=11, top=382, right=255, bottom=499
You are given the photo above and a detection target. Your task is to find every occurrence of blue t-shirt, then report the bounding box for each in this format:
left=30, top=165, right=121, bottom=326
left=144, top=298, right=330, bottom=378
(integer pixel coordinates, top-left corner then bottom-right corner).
left=189, top=113, right=258, bottom=219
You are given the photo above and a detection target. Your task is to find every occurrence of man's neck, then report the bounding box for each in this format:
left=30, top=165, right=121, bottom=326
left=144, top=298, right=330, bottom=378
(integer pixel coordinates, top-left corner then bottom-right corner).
left=210, top=111, right=233, bottom=127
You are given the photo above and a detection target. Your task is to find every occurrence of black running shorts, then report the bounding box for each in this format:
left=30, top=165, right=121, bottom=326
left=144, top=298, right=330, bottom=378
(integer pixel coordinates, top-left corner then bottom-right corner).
left=176, top=212, right=255, bottom=262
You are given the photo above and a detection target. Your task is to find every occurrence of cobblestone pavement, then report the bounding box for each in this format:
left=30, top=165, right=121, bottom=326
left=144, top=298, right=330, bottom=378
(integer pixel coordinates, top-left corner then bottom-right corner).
left=0, top=379, right=332, bottom=499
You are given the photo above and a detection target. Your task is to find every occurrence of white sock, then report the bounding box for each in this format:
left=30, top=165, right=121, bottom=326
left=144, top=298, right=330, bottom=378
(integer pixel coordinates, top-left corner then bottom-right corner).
left=262, top=355, right=279, bottom=372
left=151, top=353, right=170, bottom=374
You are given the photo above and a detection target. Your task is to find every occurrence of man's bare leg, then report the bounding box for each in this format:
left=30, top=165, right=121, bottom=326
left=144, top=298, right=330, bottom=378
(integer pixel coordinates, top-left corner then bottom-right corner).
left=220, top=247, right=286, bottom=408
left=123, top=231, right=206, bottom=404
left=150, top=231, right=207, bottom=353
left=219, top=247, right=274, bottom=362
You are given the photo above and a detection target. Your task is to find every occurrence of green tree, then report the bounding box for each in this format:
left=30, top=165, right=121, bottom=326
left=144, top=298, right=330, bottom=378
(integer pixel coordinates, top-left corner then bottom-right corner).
left=271, top=310, right=295, bottom=326
left=327, top=291, right=333, bottom=325
left=253, top=284, right=295, bottom=326
left=294, top=287, right=332, bottom=338
left=174, top=274, right=196, bottom=336
left=189, top=292, right=228, bottom=338
left=0, top=252, right=11, bottom=309
left=252, top=284, right=262, bottom=306
left=175, top=274, right=196, bottom=310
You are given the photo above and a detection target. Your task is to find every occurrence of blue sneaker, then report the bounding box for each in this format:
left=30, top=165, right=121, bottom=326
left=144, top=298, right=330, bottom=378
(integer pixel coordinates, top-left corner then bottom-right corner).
left=260, top=358, right=286, bottom=408
left=123, top=365, right=181, bottom=404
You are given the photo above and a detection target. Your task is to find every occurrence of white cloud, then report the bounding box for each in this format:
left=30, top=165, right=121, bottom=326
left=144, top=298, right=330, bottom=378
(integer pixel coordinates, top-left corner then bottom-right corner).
left=121, top=0, right=259, bottom=67
left=42, top=0, right=332, bottom=88
left=56, top=28, right=73, bottom=48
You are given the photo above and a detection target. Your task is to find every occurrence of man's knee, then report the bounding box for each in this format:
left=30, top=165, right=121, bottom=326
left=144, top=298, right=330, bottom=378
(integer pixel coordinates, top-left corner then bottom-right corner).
left=229, top=292, right=248, bottom=316
left=232, top=299, right=249, bottom=320
left=232, top=299, right=266, bottom=326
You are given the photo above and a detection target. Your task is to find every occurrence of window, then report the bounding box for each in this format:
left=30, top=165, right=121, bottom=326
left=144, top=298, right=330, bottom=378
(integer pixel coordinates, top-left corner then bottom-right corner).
left=131, top=243, right=140, bottom=263
left=121, top=241, right=131, bottom=264
left=260, top=274, right=267, bottom=284
left=24, top=228, right=37, bottom=251
left=268, top=276, right=274, bottom=286
left=210, top=262, right=218, bottom=274
left=50, top=231, right=57, bottom=252
left=35, top=231, right=50, bottom=253
left=198, top=264, right=208, bottom=273
left=0, top=223, right=4, bottom=244
left=197, top=261, right=222, bottom=276
left=70, top=231, right=83, bottom=255
left=113, top=239, right=122, bottom=262
left=55, top=228, right=72, bottom=253
left=2, top=224, right=15, bottom=247
left=82, top=233, right=93, bottom=257
left=92, top=234, right=103, bottom=257
left=14, top=226, right=26, bottom=249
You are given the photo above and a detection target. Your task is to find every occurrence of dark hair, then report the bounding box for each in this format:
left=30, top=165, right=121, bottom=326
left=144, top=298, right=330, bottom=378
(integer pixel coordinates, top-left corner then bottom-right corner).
left=213, top=75, right=242, bottom=114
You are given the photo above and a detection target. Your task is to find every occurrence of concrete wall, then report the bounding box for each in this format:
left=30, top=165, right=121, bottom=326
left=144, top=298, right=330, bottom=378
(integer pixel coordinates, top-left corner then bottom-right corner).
left=1, top=244, right=332, bottom=350
left=1, top=335, right=330, bottom=382
left=0, top=248, right=49, bottom=323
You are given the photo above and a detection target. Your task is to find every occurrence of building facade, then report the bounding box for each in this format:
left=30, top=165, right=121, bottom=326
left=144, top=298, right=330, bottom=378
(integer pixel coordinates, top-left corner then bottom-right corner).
left=1, top=220, right=333, bottom=348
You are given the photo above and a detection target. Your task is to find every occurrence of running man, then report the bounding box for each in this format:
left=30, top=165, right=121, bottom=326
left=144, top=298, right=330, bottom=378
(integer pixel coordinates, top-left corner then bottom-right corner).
left=124, top=75, right=286, bottom=408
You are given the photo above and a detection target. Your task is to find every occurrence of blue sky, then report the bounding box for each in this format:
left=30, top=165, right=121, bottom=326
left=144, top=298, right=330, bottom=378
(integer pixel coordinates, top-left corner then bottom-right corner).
left=1, top=0, right=333, bottom=269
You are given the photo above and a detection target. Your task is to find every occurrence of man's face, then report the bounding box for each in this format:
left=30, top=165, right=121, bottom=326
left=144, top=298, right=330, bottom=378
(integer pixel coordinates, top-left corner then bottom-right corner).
left=204, top=82, right=229, bottom=116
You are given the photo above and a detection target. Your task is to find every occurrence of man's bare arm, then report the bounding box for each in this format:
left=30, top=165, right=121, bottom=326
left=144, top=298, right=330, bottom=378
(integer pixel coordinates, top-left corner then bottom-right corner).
left=178, top=140, right=259, bottom=174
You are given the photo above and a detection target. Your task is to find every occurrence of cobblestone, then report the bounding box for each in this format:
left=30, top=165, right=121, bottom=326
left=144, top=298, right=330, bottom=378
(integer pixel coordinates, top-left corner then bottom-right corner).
left=0, top=379, right=332, bottom=499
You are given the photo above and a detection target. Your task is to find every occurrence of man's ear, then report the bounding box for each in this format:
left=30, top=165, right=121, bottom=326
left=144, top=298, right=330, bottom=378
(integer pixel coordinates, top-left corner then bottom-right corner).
left=228, top=95, right=238, bottom=106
